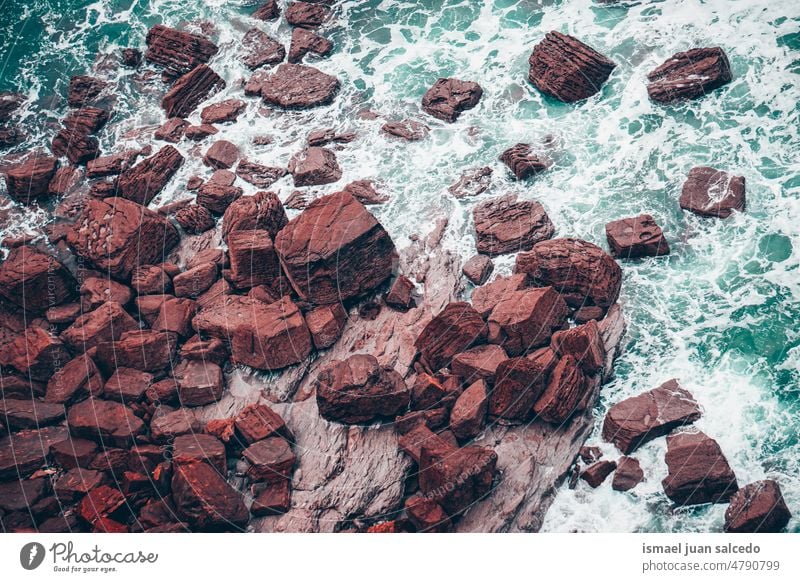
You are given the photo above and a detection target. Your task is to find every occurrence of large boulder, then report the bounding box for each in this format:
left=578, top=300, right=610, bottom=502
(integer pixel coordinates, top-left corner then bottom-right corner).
left=225, top=229, right=282, bottom=290
left=242, top=437, right=295, bottom=482
left=0, top=426, right=69, bottom=480
left=173, top=360, right=224, bottom=406
left=471, top=273, right=529, bottom=318
left=285, top=1, right=330, bottom=29
left=45, top=353, right=104, bottom=405
left=162, top=65, right=225, bottom=118
left=532, top=355, right=589, bottom=424
left=117, top=145, right=184, bottom=205
left=145, top=24, right=219, bottom=77
left=724, top=480, right=792, bottom=533
left=67, top=398, right=145, bottom=447
left=288, top=147, right=341, bottom=186
left=421, top=78, right=483, bottom=122
left=450, top=344, right=507, bottom=383
left=234, top=403, right=288, bottom=445
left=260, top=64, right=339, bottom=109
left=550, top=319, right=605, bottom=374
left=241, top=28, right=285, bottom=70
left=274, top=191, right=396, bottom=305
left=473, top=194, right=554, bottom=256
left=487, top=287, right=568, bottom=356
left=528, top=31, right=616, bottom=103
left=316, top=354, right=410, bottom=424
left=0, top=398, right=65, bottom=430
left=490, top=348, right=557, bottom=422
left=51, top=128, right=100, bottom=165
left=679, top=166, right=745, bottom=218
left=662, top=430, right=738, bottom=506
left=449, top=379, right=488, bottom=440
left=222, top=190, right=288, bottom=241
left=515, top=238, right=622, bottom=309
left=419, top=444, right=498, bottom=516
left=288, top=27, right=332, bottom=63
left=499, top=143, right=552, bottom=180
left=171, top=460, right=249, bottom=531
left=67, top=75, right=106, bottom=107
left=3, top=154, right=58, bottom=202
left=605, top=214, right=670, bottom=258
left=95, top=329, right=178, bottom=373
left=647, top=47, right=732, bottom=104
left=0, top=246, right=76, bottom=312
left=67, top=197, right=180, bottom=280
left=414, top=302, right=487, bottom=371
left=612, top=456, right=645, bottom=492
left=0, top=327, right=71, bottom=381
left=602, top=379, right=701, bottom=454
left=61, top=301, right=139, bottom=352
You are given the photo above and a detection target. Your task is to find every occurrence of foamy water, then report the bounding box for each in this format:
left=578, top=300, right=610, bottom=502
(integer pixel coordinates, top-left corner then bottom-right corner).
left=1, top=0, right=799, bottom=532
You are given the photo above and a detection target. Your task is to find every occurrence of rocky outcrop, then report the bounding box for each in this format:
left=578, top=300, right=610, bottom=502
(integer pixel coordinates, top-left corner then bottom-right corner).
left=0, top=245, right=76, bottom=312
left=288, top=27, right=332, bottom=63
left=679, top=166, right=745, bottom=218
left=473, top=194, right=554, bottom=256
left=241, top=28, right=286, bottom=70
left=117, top=145, right=183, bottom=205
left=421, top=78, right=483, bottom=122
left=662, top=430, right=738, bottom=506
left=288, top=147, right=341, bottom=186
left=162, top=65, right=225, bottom=118
left=647, top=47, right=732, bottom=104
left=500, top=143, right=551, bottom=180
left=253, top=0, right=280, bottom=20
left=145, top=25, right=219, bottom=77
left=724, top=480, right=792, bottom=533
left=260, top=64, right=340, bottom=109
left=285, top=2, right=330, bottom=29
left=415, top=302, right=487, bottom=371
left=528, top=31, right=616, bottom=103
left=3, top=154, right=59, bottom=202
left=605, top=214, right=670, bottom=258
left=487, top=287, right=568, bottom=356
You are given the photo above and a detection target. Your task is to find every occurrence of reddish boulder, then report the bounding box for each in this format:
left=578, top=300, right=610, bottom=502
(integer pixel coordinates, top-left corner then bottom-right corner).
left=397, top=420, right=455, bottom=463
left=419, top=444, right=497, bottom=515
left=150, top=408, right=201, bottom=443
left=62, top=106, right=109, bottom=134
left=305, top=302, right=347, bottom=350
left=173, top=360, right=224, bottom=407
left=490, top=348, right=557, bottom=422
left=225, top=230, right=281, bottom=290
left=404, top=494, right=451, bottom=532
left=260, top=64, right=340, bottom=109
left=0, top=478, right=49, bottom=512
left=421, top=78, right=482, bottom=122
left=288, top=147, right=341, bottom=186
left=241, top=28, right=285, bottom=70
left=180, top=336, right=228, bottom=367
left=185, top=123, right=217, bottom=141
left=680, top=166, right=745, bottom=218
left=152, top=297, right=196, bottom=338
left=275, top=191, right=396, bottom=305
left=172, top=460, right=248, bottom=530
left=415, top=302, right=487, bottom=371
left=54, top=467, right=107, bottom=502
left=471, top=272, right=529, bottom=318
left=80, top=276, right=133, bottom=310
left=86, top=151, right=137, bottom=178
left=581, top=460, right=617, bottom=488
left=462, top=254, right=493, bottom=285
left=647, top=47, right=732, bottom=104
left=410, top=373, right=448, bottom=411
left=551, top=319, right=605, bottom=374
left=162, top=65, right=225, bottom=118
left=201, top=99, right=246, bottom=124
left=532, top=355, right=588, bottom=423
left=121, top=48, right=142, bottom=68
left=173, top=434, right=226, bottom=472
left=61, top=301, right=139, bottom=352
left=316, top=354, right=410, bottom=424
left=45, top=353, right=104, bottom=404
left=381, top=119, right=429, bottom=141
left=234, top=403, right=288, bottom=445
left=145, top=24, right=219, bottom=77
left=103, top=367, right=153, bottom=403
left=724, top=480, right=792, bottom=533
left=154, top=118, right=188, bottom=142
left=285, top=1, right=330, bottom=29
left=289, top=27, right=332, bottom=63
left=0, top=426, right=69, bottom=480
left=473, top=194, right=554, bottom=256
left=605, top=214, right=670, bottom=258
left=51, top=127, right=100, bottom=164
left=67, top=75, right=106, bottom=107
left=243, top=437, right=295, bottom=482
left=50, top=437, right=98, bottom=469
left=77, top=485, right=126, bottom=525
left=3, top=154, right=58, bottom=202
left=450, top=379, right=488, bottom=440
left=612, top=456, right=644, bottom=492
left=175, top=204, right=215, bottom=234
left=253, top=0, right=280, bottom=20
left=385, top=275, right=417, bottom=311
left=235, top=160, right=286, bottom=188
left=131, top=265, right=172, bottom=295
left=0, top=398, right=65, bottom=430
left=173, top=262, right=218, bottom=298
left=662, top=430, right=738, bottom=505
left=528, top=31, right=616, bottom=103
left=342, top=180, right=389, bottom=205
left=95, top=329, right=177, bottom=373
left=0, top=327, right=71, bottom=381
left=500, top=143, right=551, bottom=180
left=251, top=480, right=291, bottom=516
left=204, top=140, right=239, bottom=170
left=487, top=287, right=568, bottom=356
left=451, top=344, right=507, bottom=383
left=67, top=398, right=145, bottom=447
left=196, top=180, right=243, bottom=214
left=0, top=245, right=76, bottom=312
left=602, top=379, right=701, bottom=454
left=117, top=145, right=183, bottom=205
left=222, top=190, right=288, bottom=240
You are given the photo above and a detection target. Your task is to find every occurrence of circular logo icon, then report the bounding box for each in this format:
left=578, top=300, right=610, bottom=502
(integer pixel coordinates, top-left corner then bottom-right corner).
left=20, top=542, right=46, bottom=570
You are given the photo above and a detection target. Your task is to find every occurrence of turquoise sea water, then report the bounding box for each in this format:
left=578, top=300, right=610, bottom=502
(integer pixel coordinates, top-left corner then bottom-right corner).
left=1, top=0, right=799, bottom=532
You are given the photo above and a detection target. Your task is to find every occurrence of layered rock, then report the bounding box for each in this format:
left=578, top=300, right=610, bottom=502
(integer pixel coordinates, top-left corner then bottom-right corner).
left=647, top=47, right=732, bottom=104
left=225, top=229, right=282, bottom=290
left=288, top=28, right=332, bottom=63
left=612, top=456, right=644, bottom=492
left=162, top=65, right=225, bottom=118
left=550, top=319, right=605, bottom=374
left=67, top=398, right=145, bottom=447
left=581, top=460, right=616, bottom=488
left=173, top=360, right=224, bottom=406
left=260, top=64, right=339, bottom=109
left=117, top=145, right=183, bottom=205
left=288, top=147, right=341, bottom=186
left=242, top=437, right=295, bottom=482
left=0, top=327, right=71, bottom=381
left=500, top=143, right=551, bottom=180
left=3, top=154, right=58, bottom=202
left=67, top=75, right=106, bottom=107
left=724, top=480, right=792, bottom=533
left=679, top=166, right=745, bottom=218
left=421, top=78, right=483, bottom=122
left=145, top=24, right=219, bottom=77
left=381, top=119, right=429, bottom=141
left=0, top=245, right=76, bottom=312
left=415, top=302, right=487, bottom=371
left=95, top=329, right=177, bottom=373
left=172, top=460, right=249, bottom=531
left=235, top=160, right=286, bottom=188
left=462, top=254, right=493, bottom=285
left=487, top=287, right=568, bottom=356
left=241, top=29, right=285, bottom=70
left=449, top=379, right=488, bottom=440
left=490, top=349, right=556, bottom=422
left=473, top=194, right=554, bottom=256
left=605, top=214, right=670, bottom=258
left=201, top=99, right=246, bottom=124
left=448, top=166, right=492, bottom=199
left=61, top=301, right=139, bottom=352
left=203, top=140, right=239, bottom=170
left=285, top=1, right=330, bottom=29
left=222, top=190, right=288, bottom=240
left=662, top=430, right=738, bottom=505
left=419, top=445, right=497, bottom=515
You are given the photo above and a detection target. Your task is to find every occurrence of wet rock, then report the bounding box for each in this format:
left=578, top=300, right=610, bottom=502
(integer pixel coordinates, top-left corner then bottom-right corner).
left=573, top=305, right=606, bottom=324
left=679, top=166, right=745, bottom=218
left=62, top=106, right=110, bottom=134
left=0, top=398, right=65, bottom=430
left=415, top=302, right=487, bottom=371
left=385, top=275, right=417, bottom=311
left=0, top=327, right=71, bottom=381
left=462, top=254, right=494, bottom=285
left=602, top=379, right=702, bottom=454
left=67, top=75, right=107, bottom=107
left=471, top=273, right=529, bottom=318
left=500, top=143, right=552, bottom=179
left=605, top=214, right=670, bottom=258
left=275, top=191, right=396, bottom=305
left=551, top=319, right=605, bottom=374
left=450, top=379, right=488, bottom=441
left=51, top=128, right=100, bottom=164
left=451, top=344, right=507, bottom=383
left=121, top=48, right=142, bottom=68
left=0, top=478, right=49, bottom=512
left=0, top=426, right=69, bottom=480
left=61, top=301, right=139, bottom=352
left=86, top=151, right=137, bottom=178
left=0, top=245, right=76, bottom=312
left=404, top=494, right=451, bottom=532
left=419, top=444, right=497, bottom=516
left=612, top=456, right=644, bottom=492
left=724, top=480, right=792, bottom=533
left=131, top=265, right=172, bottom=295
left=116, top=145, right=183, bottom=206
left=150, top=408, right=201, bottom=443
left=102, top=367, right=153, bottom=404
left=288, top=147, right=341, bottom=186
left=67, top=197, right=180, bottom=280
left=305, top=302, right=347, bottom=350
left=0, top=92, right=24, bottom=122
left=285, top=1, right=330, bottom=29
left=76, top=485, right=126, bottom=526
left=242, top=28, right=286, bottom=70
left=533, top=355, right=588, bottom=424
left=48, top=165, right=81, bottom=196
left=222, top=190, right=288, bottom=240
left=515, top=238, right=622, bottom=308
left=235, top=160, right=287, bottom=188
left=162, top=65, right=225, bottom=118
left=201, top=99, right=246, bottom=124
left=173, top=359, right=224, bottom=407
left=662, top=430, right=738, bottom=505
left=3, top=154, right=58, bottom=202
left=175, top=204, right=215, bottom=234
left=45, top=353, right=104, bottom=405
left=473, top=194, right=554, bottom=257
left=579, top=446, right=602, bottom=464
left=421, top=77, right=483, bottom=122
left=251, top=480, right=291, bottom=516
left=154, top=118, right=189, bottom=142
left=490, top=348, right=557, bottom=422
left=225, top=229, right=281, bottom=290
left=67, top=398, right=145, bottom=447
left=488, top=287, right=568, bottom=356
left=581, top=460, right=617, bottom=488
left=253, top=0, right=280, bottom=20
left=145, top=24, right=219, bottom=77
left=243, top=437, right=296, bottom=482
left=234, top=403, right=288, bottom=445
left=95, top=329, right=177, bottom=373
left=528, top=31, right=616, bottom=103
left=196, top=180, right=243, bottom=214
left=342, top=180, right=389, bottom=205
left=172, top=460, right=249, bottom=531
left=448, top=166, right=492, bottom=199
left=203, top=140, right=239, bottom=170
left=647, top=47, right=732, bottom=104
left=260, top=64, right=339, bottom=109
left=185, top=123, right=218, bottom=141
left=172, top=434, right=226, bottom=472
left=289, top=27, right=333, bottom=63
left=381, top=119, right=429, bottom=141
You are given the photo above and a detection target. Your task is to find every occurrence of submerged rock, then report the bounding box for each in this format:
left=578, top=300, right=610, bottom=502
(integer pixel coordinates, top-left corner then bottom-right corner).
left=289, top=27, right=332, bottom=63
left=647, top=47, right=732, bottom=104
left=241, top=28, right=286, bottom=70
left=421, top=78, right=483, bottom=122
left=448, top=166, right=492, bottom=199
left=500, top=143, right=552, bottom=180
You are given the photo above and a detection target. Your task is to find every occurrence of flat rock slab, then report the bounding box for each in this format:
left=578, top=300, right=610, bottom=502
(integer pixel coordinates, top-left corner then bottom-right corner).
left=680, top=166, right=745, bottom=218
left=0, top=426, right=70, bottom=480
left=473, top=194, right=554, bottom=256
left=605, top=214, right=670, bottom=258
left=421, top=77, right=482, bottom=122
left=0, top=398, right=65, bottom=430
left=662, top=430, right=738, bottom=506
left=260, top=64, right=339, bottom=109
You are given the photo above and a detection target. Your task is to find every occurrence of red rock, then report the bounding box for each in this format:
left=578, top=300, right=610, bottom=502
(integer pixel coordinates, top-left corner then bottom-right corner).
left=451, top=344, right=507, bottom=383
left=487, top=287, right=568, bottom=356
left=152, top=297, right=195, bottom=338
left=243, top=437, right=295, bottom=482
left=95, top=330, right=177, bottom=373
left=62, top=106, right=110, bottom=134
left=47, top=165, right=81, bottom=196
left=342, top=180, right=389, bottom=205
left=102, top=367, right=153, bottom=404
left=0, top=398, right=65, bottom=430
left=515, top=238, right=622, bottom=308
left=288, top=147, right=341, bottom=186
left=385, top=275, right=417, bottom=311
left=410, top=373, right=449, bottom=410
left=154, top=117, right=189, bottom=142
left=131, top=265, right=172, bottom=295
left=0, top=245, right=76, bottom=312
left=0, top=426, right=69, bottom=480
left=581, top=460, right=617, bottom=488
left=60, top=301, right=138, bottom=352
left=450, top=379, right=488, bottom=440
left=662, top=430, right=738, bottom=505
left=201, top=99, right=246, bottom=124
left=179, top=337, right=227, bottom=368
left=579, top=446, right=602, bottom=463
left=80, top=276, right=133, bottom=310
left=490, top=348, right=557, bottom=421
left=173, top=434, right=226, bottom=472
left=67, top=75, right=106, bottom=107
left=222, top=190, right=288, bottom=241
left=0, top=477, right=49, bottom=512
left=196, top=180, right=243, bottom=214
left=528, top=31, right=616, bottom=103
left=260, top=64, right=340, bottom=109
left=415, top=302, right=487, bottom=371
left=173, top=262, right=218, bottom=298
left=404, top=494, right=451, bottom=532
left=203, top=140, right=239, bottom=170
left=251, top=480, right=291, bottom=516
left=174, top=204, right=215, bottom=234
left=54, top=467, right=107, bottom=502
left=602, top=379, right=702, bottom=454
left=473, top=194, right=554, bottom=256
left=162, top=65, right=225, bottom=118
left=184, top=123, right=218, bottom=141
left=551, top=319, right=605, bottom=374
left=89, top=448, right=130, bottom=473
left=150, top=408, right=201, bottom=443
left=680, top=166, right=745, bottom=218
left=3, top=154, right=58, bottom=202
left=396, top=409, right=449, bottom=434
left=86, top=151, right=136, bottom=178
left=67, top=197, right=180, bottom=280
left=381, top=119, right=429, bottom=141
left=421, top=78, right=483, bottom=122
left=448, top=166, right=492, bottom=199
left=253, top=0, right=280, bottom=20
left=145, top=24, right=218, bottom=77
left=316, top=354, right=410, bottom=424
left=44, top=303, right=80, bottom=325
left=195, top=278, right=232, bottom=310
left=225, top=229, right=281, bottom=290
left=172, top=460, right=249, bottom=530
left=67, top=398, right=145, bottom=447
left=288, top=27, right=332, bottom=63
left=532, top=355, right=589, bottom=423
left=241, top=28, right=285, bottom=70
left=612, top=456, right=644, bottom=492
left=121, top=48, right=141, bottom=68
left=461, top=254, right=493, bottom=286
left=234, top=403, right=288, bottom=445
left=173, top=360, right=224, bottom=406
left=724, top=480, right=792, bottom=533
left=471, top=273, right=529, bottom=318
left=204, top=418, right=235, bottom=444
left=51, top=128, right=100, bottom=164
left=0, top=327, right=71, bottom=381
left=397, top=422, right=454, bottom=464
left=45, top=353, right=104, bottom=404
left=275, top=191, right=396, bottom=305
left=0, top=92, right=24, bottom=122
left=192, top=295, right=312, bottom=370
left=235, top=161, right=286, bottom=189
left=605, top=214, right=670, bottom=258
left=647, top=47, right=732, bottom=104
left=77, top=485, right=126, bottom=525
left=285, top=1, right=329, bottom=29
left=500, top=143, right=552, bottom=179
left=49, top=437, right=98, bottom=469
left=305, top=302, right=347, bottom=349
left=0, top=373, right=44, bottom=399
left=116, top=145, right=183, bottom=205
left=419, top=444, right=497, bottom=516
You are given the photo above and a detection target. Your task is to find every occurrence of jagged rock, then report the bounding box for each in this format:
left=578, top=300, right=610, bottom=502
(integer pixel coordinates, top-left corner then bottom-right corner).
left=243, top=437, right=296, bottom=482
left=342, top=180, right=389, bottom=205
left=528, top=31, right=616, bottom=102
left=172, top=460, right=249, bottom=530
left=253, top=0, right=280, bottom=20
left=288, top=147, right=341, bottom=186
left=605, top=214, right=670, bottom=258
left=54, top=467, right=107, bottom=502
left=421, top=78, right=482, bottom=122
left=77, top=485, right=125, bottom=525
left=62, top=106, right=110, bottom=134
left=67, top=75, right=106, bottom=107
left=225, top=229, right=281, bottom=290
left=131, top=265, right=172, bottom=295
left=234, top=403, right=288, bottom=445
left=242, top=28, right=286, bottom=70
left=533, top=355, right=588, bottom=424
left=145, top=24, right=219, bottom=77
left=724, top=480, right=792, bottom=533
left=154, top=118, right=189, bottom=142
left=305, top=303, right=346, bottom=350
left=662, top=430, right=738, bottom=505
left=175, top=204, right=215, bottom=234
left=45, top=353, right=104, bottom=405
left=0, top=478, right=49, bottom=512
left=579, top=446, right=602, bottom=464
left=152, top=297, right=196, bottom=338
left=0, top=398, right=65, bottom=430
left=121, top=48, right=142, bottom=68
left=410, top=373, right=448, bottom=410
left=419, top=444, right=497, bottom=515
left=0, top=426, right=69, bottom=480
left=551, top=319, right=605, bottom=374
left=415, top=302, right=487, bottom=371
left=260, top=64, right=339, bottom=109
left=647, top=47, right=732, bottom=104
left=473, top=194, right=554, bottom=256
left=80, top=277, right=133, bottom=311
left=251, top=480, right=291, bottom=516
left=172, top=360, right=224, bottom=407
left=67, top=197, right=180, bottom=279
left=222, top=190, right=288, bottom=240
left=381, top=119, right=429, bottom=141
left=404, top=495, right=451, bottom=532
left=49, top=437, right=97, bottom=469
left=448, top=166, right=492, bottom=199
left=0, top=92, right=24, bottom=122
left=462, top=254, right=493, bottom=285
left=275, top=191, right=396, bottom=305
left=471, top=273, right=529, bottom=318
left=602, top=379, right=701, bottom=454
left=581, top=460, right=617, bottom=488
left=0, top=245, right=76, bottom=312
left=490, top=348, right=557, bottom=421
left=500, top=143, right=552, bottom=179
left=289, top=27, right=333, bottom=63
left=385, top=275, right=416, bottom=311
left=51, top=128, right=100, bottom=164
left=102, top=367, right=153, bottom=404
left=196, top=179, right=243, bottom=214
left=235, top=160, right=287, bottom=188
left=162, top=65, right=225, bottom=118
left=612, top=456, right=644, bottom=492
left=185, top=123, right=218, bottom=141
left=316, top=354, right=410, bottom=424
left=67, top=398, right=145, bottom=447
left=3, top=154, right=58, bottom=202
left=86, top=151, right=137, bottom=178
left=285, top=1, right=330, bottom=29
left=680, top=166, right=745, bottom=218
left=180, top=335, right=228, bottom=366
left=95, top=329, right=177, bottom=373
left=515, top=238, right=622, bottom=308
left=117, top=145, right=183, bottom=205
left=203, top=140, right=239, bottom=170
left=150, top=408, right=201, bottom=443
left=450, top=379, right=488, bottom=440
left=0, top=327, right=71, bottom=381
left=201, top=99, right=246, bottom=124
left=61, top=301, right=139, bottom=352
left=451, top=344, right=507, bottom=383
left=488, top=287, right=568, bottom=356
left=48, top=165, right=81, bottom=196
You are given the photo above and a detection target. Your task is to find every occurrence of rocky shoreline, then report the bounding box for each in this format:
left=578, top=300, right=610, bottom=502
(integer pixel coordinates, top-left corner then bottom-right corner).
left=0, top=1, right=792, bottom=533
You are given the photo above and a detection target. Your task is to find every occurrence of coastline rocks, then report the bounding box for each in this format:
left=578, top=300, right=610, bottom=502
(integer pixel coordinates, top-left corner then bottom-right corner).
left=253, top=0, right=280, bottom=20
left=679, top=166, right=745, bottom=218
left=342, top=180, right=389, bottom=205
left=419, top=444, right=497, bottom=516
left=662, top=430, right=738, bottom=506
left=67, top=75, right=106, bottom=107
left=415, top=302, right=487, bottom=371
left=145, top=25, right=219, bottom=77
left=67, top=197, right=180, bottom=280
left=724, top=480, right=792, bottom=533
left=274, top=191, right=396, bottom=305
left=385, top=275, right=417, bottom=311
left=201, top=99, right=246, bottom=124
left=95, top=329, right=177, bottom=373
left=154, top=118, right=188, bottom=142
left=45, top=354, right=104, bottom=405
left=448, top=166, right=492, bottom=199
left=222, top=190, right=288, bottom=240
left=67, top=398, right=145, bottom=447
left=316, top=354, right=410, bottom=424
left=289, top=28, right=332, bottom=63
left=449, top=379, right=488, bottom=440
left=473, top=194, right=554, bottom=256
left=241, top=28, right=286, bottom=70
left=488, top=287, right=568, bottom=356
left=203, top=140, right=240, bottom=170
left=121, top=48, right=142, bottom=68
left=612, top=456, right=644, bottom=492
left=285, top=2, right=330, bottom=29
left=405, top=495, right=452, bottom=532
left=602, top=379, right=702, bottom=454
left=234, top=403, right=288, bottom=445
left=173, top=360, right=224, bottom=406
left=581, top=460, right=617, bottom=488
left=1, top=327, right=71, bottom=381
left=515, top=238, right=622, bottom=309
left=528, top=31, right=616, bottom=103
left=551, top=319, right=605, bottom=375
left=462, top=254, right=493, bottom=285
left=173, top=434, right=226, bottom=472
left=532, top=354, right=588, bottom=423
left=51, top=128, right=100, bottom=165
left=61, top=301, right=139, bottom=352
left=117, top=145, right=184, bottom=205
left=172, top=460, right=249, bottom=531
left=421, top=78, right=483, bottom=122
left=451, top=344, right=506, bottom=384
left=647, top=47, right=732, bottom=104
left=0, top=245, right=76, bottom=312
left=605, top=214, right=670, bottom=258
left=175, top=204, right=215, bottom=234
left=288, top=147, right=341, bottom=186
left=3, top=154, right=58, bottom=202
left=225, top=229, right=281, bottom=290
left=236, top=160, right=286, bottom=188
left=472, top=272, right=529, bottom=318
left=305, top=302, right=346, bottom=350
left=0, top=426, right=69, bottom=480
left=500, top=143, right=551, bottom=180
left=260, top=64, right=339, bottom=109
left=0, top=398, right=65, bottom=431
left=162, top=65, right=225, bottom=118
left=381, top=120, right=429, bottom=141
